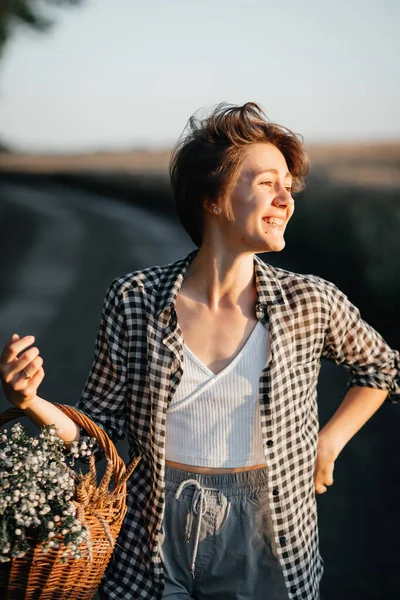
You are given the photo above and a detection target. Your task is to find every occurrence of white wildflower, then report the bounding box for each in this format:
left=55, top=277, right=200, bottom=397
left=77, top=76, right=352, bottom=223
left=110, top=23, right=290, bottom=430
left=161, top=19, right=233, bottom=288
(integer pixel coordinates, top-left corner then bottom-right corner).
left=0, top=421, right=93, bottom=562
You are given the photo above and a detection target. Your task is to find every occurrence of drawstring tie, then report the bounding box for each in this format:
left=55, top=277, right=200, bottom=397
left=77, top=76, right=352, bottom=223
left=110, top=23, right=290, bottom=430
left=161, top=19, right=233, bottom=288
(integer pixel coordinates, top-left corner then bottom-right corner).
left=174, top=479, right=212, bottom=579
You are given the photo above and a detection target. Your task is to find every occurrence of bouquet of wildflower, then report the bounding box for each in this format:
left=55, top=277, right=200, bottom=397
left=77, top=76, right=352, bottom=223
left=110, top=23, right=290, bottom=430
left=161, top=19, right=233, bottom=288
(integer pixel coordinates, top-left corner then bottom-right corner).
left=0, top=422, right=96, bottom=564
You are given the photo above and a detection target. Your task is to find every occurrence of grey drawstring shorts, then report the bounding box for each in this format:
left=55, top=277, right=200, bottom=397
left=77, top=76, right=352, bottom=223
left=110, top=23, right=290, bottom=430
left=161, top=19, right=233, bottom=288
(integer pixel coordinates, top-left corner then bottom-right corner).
left=158, top=464, right=290, bottom=599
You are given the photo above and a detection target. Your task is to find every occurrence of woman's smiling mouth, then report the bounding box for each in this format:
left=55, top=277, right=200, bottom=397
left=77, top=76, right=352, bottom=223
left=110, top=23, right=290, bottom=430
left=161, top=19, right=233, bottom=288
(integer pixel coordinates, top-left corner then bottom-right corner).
left=262, top=216, right=285, bottom=227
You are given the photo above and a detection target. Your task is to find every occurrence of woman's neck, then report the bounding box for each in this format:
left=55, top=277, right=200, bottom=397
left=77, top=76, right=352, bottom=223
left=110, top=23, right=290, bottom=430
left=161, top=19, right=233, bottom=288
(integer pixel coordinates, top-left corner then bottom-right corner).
left=182, top=247, right=257, bottom=313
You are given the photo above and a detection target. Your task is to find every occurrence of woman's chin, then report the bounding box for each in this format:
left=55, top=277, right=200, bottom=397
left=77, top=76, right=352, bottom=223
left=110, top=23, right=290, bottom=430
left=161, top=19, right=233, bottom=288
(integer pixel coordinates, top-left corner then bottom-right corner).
left=261, top=235, right=286, bottom=252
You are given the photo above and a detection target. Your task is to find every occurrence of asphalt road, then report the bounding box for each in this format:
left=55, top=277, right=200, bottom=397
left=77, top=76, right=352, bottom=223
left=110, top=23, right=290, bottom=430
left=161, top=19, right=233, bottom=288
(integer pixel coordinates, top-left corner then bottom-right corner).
left=0, top=180, right=399, bottom=599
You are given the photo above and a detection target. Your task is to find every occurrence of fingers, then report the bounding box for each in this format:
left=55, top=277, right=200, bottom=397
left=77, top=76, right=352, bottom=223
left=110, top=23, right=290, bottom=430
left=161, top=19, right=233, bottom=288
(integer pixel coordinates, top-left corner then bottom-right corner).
left=5, top=348, right=41, bottom=381
left=1, top=334, right=36, bottom=363
left=314, top=451, right=335, bottom=495
left=0, top=334, right=45, bottom=408
left=25, top=367, right=44, bottom=393
left=0, top=334, right=44, bottom=392
left=15, top=366, right=45, bottom=395
left=315, top=477, right=333, bottom=494
left=13, top=356, right=44, bottom=386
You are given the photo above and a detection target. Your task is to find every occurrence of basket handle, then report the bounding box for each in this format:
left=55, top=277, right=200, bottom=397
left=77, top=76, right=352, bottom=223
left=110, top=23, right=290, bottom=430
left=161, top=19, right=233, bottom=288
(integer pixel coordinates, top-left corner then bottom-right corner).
left=0, top=403, right=141, bottom=489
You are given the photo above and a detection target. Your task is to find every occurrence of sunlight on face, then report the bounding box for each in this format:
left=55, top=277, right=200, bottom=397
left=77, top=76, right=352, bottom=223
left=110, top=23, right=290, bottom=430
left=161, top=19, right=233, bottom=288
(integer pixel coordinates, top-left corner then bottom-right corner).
left=228, top=143, right=295, bottom=253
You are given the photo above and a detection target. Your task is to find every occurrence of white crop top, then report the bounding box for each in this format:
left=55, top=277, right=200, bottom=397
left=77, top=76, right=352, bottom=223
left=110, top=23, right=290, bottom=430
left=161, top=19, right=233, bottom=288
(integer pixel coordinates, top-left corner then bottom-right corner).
left=165, top=320, right=271, bottom=467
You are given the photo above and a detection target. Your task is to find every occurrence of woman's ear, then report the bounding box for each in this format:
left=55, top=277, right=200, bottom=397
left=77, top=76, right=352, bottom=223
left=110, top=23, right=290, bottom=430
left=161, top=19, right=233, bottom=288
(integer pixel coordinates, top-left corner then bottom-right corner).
left=202, top=198, right=221, bottom=216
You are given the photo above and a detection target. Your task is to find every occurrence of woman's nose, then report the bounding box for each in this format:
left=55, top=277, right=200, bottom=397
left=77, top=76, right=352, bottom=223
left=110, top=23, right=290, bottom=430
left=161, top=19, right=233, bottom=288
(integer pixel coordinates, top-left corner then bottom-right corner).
left=272, top=187, right=294, bottom=208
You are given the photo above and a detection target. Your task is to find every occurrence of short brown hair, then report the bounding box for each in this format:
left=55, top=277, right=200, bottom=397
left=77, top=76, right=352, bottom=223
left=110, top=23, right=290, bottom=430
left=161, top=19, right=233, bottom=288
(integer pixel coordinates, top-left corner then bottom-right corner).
left=169, top=101, right=310, bottom=247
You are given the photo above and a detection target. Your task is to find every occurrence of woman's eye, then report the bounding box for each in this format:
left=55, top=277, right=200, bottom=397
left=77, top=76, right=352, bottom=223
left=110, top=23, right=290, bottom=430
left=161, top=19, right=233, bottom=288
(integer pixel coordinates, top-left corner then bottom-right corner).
left=261, top=181, right=292, bottom=193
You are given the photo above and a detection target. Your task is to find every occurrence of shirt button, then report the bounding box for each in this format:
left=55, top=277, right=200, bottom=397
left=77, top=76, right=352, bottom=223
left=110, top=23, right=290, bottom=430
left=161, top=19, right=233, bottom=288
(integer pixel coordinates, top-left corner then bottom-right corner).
left=272, top=488, right=279, bottom=496
left=266, top=439, right=273, bottom=447
left=290, top=585, right=297, bottom=593
left=279, top=536, right=286, bottom=545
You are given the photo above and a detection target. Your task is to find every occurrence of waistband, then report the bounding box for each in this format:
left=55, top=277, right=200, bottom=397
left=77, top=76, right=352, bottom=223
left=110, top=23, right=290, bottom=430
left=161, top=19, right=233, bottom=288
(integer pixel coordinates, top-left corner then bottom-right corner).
left=164, top=463, right=269, bottom=496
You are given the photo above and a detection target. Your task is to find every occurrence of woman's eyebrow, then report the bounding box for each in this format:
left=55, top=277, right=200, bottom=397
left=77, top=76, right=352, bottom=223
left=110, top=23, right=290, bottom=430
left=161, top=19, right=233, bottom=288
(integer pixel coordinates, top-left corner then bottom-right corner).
left=252, top=168, right=292, bottom=179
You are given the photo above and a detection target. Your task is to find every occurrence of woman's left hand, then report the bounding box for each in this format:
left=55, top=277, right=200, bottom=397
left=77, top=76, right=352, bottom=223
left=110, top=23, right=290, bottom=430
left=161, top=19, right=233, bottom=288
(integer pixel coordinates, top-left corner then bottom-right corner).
left=314, top=434, right=338, bottom=494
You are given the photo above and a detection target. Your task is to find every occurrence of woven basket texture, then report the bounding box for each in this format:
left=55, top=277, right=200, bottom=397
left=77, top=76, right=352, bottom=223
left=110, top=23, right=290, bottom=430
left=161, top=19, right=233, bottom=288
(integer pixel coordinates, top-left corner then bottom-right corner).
left=0, top=403, right=142, bottom=599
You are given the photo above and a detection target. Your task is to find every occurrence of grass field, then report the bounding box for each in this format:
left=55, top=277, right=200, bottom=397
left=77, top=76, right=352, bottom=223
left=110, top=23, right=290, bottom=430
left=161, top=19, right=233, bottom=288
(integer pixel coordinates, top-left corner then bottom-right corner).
left=0, top=141, right=399, bottom=187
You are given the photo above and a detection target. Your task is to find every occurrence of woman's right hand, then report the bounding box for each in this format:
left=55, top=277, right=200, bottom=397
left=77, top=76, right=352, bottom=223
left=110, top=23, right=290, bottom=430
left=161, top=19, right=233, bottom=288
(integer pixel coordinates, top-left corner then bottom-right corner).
left=0, top=333, right=45, bottom=409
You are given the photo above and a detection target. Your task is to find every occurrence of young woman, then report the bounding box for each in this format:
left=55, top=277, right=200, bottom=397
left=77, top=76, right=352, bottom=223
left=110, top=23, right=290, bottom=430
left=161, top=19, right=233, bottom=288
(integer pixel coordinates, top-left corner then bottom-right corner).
left=1, top=102, right=399, bottom=600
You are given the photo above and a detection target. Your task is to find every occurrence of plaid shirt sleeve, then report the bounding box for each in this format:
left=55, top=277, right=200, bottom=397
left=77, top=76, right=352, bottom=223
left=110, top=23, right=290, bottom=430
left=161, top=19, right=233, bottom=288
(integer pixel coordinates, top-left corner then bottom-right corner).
left=321, top=280, right=400, bottom=404
left=73, top=279, right=129, bottom=461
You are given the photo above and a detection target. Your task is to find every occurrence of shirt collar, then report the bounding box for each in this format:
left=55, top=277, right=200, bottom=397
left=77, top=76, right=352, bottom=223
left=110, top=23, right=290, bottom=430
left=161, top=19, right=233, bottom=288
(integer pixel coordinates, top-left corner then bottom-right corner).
left=155, top=248, right=288, bottom=319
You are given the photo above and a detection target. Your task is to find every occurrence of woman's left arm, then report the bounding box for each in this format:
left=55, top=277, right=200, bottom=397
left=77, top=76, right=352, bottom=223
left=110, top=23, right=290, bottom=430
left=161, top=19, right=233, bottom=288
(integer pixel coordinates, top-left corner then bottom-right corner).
left=314, top=280, right=400, bottom=493
left=315, top=386, right=388, bottom=493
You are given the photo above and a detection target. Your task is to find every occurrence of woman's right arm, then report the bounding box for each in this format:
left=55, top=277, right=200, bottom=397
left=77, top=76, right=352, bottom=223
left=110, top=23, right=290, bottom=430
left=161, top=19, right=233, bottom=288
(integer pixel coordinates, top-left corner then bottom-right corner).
left=21, top=395, right=80, bottom=450
left=0, top=333, right=80, bottom=451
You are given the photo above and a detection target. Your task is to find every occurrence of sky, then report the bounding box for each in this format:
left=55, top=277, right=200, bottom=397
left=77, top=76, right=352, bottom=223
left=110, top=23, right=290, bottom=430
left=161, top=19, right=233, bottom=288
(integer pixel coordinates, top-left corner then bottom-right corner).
left=0, top=0, right=399, bottom=152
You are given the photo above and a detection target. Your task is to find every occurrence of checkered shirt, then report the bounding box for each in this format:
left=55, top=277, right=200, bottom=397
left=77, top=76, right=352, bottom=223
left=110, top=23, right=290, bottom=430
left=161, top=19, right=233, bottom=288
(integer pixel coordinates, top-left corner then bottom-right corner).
left=74, top=248, right=400, bottom=600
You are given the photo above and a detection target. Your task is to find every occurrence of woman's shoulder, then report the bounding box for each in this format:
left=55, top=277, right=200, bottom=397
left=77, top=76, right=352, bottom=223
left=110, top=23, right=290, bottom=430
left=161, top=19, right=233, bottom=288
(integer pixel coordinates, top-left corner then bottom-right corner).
left=109, top=264, right=165, bottom=294
left=261, top=259, right=342, bottom=303
left=105, top=251, right=194, bottom=300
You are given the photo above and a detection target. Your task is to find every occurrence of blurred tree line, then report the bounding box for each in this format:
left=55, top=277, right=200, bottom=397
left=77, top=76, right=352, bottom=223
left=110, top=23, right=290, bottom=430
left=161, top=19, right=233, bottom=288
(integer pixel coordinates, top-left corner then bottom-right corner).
left=0, top=0, right=83, bottom=60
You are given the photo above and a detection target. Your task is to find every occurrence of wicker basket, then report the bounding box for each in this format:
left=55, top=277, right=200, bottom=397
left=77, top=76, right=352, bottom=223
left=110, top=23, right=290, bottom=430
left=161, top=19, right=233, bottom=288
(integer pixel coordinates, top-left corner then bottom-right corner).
left=0, top=403, right=142, bottom=599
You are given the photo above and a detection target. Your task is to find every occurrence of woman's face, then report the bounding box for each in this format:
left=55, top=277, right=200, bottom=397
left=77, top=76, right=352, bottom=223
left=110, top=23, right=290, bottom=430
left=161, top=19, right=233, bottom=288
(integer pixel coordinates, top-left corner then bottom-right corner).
left=223, top=142, right=295, bottom=253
